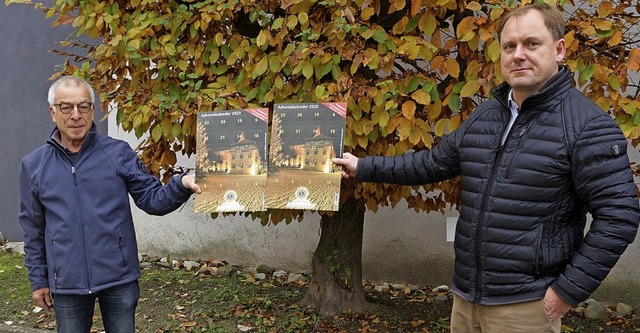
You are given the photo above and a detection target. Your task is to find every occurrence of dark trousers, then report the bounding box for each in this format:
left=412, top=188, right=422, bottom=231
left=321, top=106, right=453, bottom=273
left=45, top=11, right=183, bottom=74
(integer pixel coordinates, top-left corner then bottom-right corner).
left=52, top=280, right=139, bottom=333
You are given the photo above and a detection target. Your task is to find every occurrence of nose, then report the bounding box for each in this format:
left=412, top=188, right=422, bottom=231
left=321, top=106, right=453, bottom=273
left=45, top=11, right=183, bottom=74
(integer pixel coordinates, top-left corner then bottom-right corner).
left=69, top=106, right=82, bottom=119
left=513, top=45, right=526, bottom=61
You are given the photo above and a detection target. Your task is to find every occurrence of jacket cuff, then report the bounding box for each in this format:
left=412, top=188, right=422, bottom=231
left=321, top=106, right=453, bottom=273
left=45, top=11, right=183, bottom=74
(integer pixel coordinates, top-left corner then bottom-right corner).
left=31, top=282, right=49, bottom=292
left=176, top=173, right=194, bottom=195
left=550, top=278, right=582, bottom=307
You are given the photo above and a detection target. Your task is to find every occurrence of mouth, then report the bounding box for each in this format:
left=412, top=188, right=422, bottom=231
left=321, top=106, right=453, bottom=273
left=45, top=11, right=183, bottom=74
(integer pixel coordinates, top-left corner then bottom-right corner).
left=511, top=67, right=530, bottom=73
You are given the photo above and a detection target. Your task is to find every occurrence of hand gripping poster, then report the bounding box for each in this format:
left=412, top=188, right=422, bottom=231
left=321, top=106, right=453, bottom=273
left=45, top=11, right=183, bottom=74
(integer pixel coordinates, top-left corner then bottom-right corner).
left=265, top=102, right=347, bottom=211
left=195, top=108, right=269, bottom=212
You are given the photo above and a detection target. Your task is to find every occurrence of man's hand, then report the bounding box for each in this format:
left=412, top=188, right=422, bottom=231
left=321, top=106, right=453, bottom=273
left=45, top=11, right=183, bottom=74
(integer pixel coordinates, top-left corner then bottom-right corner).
left=544, top=287, right=571, bottom=321
left=332, top=152, right=359, bottom=179
left=32, top=287, right=52, bottom=312
left=181, top=174, right=202, bottom=194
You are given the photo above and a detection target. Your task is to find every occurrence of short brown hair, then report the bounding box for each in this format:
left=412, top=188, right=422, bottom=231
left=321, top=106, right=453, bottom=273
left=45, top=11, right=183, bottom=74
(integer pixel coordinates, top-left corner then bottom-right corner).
left=497, top=3, right=565, bottom=42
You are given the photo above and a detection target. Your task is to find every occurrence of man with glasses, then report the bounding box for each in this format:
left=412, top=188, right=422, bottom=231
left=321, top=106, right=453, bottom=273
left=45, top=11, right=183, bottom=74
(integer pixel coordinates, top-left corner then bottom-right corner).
left=19, top=75, right=201, bottom=333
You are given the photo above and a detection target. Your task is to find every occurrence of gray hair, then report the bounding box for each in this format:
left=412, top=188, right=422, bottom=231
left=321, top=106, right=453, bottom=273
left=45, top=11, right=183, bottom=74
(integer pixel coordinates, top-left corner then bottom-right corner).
left=47, top=76, right=96, bottom=106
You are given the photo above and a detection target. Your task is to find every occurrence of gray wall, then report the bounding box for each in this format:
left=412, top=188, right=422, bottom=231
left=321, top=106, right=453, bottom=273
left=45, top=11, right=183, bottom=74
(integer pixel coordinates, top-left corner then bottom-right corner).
left=0, top=4, right=106, bottom=241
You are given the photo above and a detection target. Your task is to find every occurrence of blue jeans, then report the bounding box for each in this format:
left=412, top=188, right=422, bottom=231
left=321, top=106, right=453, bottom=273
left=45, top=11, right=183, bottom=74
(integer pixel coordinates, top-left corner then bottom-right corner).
left=52, top=280, right=140, bottom=333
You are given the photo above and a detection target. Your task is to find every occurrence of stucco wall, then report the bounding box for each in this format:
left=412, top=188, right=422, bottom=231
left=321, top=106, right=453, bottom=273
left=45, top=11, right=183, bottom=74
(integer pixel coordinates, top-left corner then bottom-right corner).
left=0, top=4, right=106, bottom=242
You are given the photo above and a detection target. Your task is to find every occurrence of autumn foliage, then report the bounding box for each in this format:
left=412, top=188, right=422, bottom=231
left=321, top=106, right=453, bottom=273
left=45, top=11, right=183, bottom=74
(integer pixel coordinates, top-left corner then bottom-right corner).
left=8, top=0, right=640, bottom=215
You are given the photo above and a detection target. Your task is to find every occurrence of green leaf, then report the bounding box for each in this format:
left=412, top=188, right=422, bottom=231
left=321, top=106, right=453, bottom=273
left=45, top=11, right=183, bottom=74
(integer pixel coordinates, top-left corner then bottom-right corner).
left=579, top=64, right=594, bottom=84
left=164, top=43, right=176, bottom=55
left=272, top=17, right=284, bottom=30
left=448, top=94, right=460, bottom=113
left=405, top=15, right=419, bottom=33
left=302, top=61, right=314, bottom=79
left=372, top=29, right=387, bottom=43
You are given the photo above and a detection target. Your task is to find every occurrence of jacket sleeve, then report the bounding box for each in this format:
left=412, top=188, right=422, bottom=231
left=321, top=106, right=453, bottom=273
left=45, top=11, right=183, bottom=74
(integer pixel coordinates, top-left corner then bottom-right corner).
left=356, top=125, right=462, bottom=185
left=551, top=114, right=640, bottom=306
left=18, top=160, right=49, bottom=292
left=119, top=144, right=193, bottom=216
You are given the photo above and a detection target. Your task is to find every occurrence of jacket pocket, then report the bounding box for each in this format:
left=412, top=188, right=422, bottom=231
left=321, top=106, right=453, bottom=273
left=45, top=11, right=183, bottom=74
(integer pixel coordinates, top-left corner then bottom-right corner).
left=117, top=227, right=129, bottom=267
left=533, top=223, right=544, bottom=278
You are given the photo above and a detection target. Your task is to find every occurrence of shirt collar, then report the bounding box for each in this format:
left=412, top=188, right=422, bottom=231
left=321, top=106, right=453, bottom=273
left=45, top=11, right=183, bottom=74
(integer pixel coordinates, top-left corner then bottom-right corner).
left=507, top=89, right=519, bottom=113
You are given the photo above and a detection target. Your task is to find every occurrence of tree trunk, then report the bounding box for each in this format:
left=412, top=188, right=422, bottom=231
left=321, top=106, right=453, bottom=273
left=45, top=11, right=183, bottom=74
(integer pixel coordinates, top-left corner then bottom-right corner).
left=300, top=196, right=369, bottom=316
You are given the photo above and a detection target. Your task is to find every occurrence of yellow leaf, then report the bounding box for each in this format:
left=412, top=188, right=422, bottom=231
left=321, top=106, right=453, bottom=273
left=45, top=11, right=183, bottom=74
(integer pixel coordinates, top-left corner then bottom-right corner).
left=420, top=12, right=437, bottom=36
left=456, top=16, right=477, bottom=42
left=396, top=118, right=411, bottom=140
left=161, top=118, right=173, bottom=138
left=422, top=134, right=433, bottom=148
left=215, top=32, right=224, bottom=46
left=468, top=33, right=479, bottom=51
left=411, top=90, right=431, bottom=105
left=608, top=30, right=622, bottom=47
left=256, top=30, right=268, bottom=47
left=596, top=2, right=613, bottom=18
left=298, top=12, right=309, bottom=25
left=392, top=16, right=409, bottom=35
left=252, top=58, right=268, bottom=78
left=593, top=19, right=612, bottom=31
left=287, top=15, right=298, bottom=29
left=409, top=127, right=422, bottom=145
left=151, top=125, right=162, bottom=142
left=446, top=59, right=460, bottom=78
left=460, top=80, right=481, bottom=98
left=466, top=1, right=482, bottom=11
left=357, top=135, right=369, bottom=149
left=486, top=39, right=500, bottom=61
left=434, top=118, right=448, bottom=136
left=402, top=101, right=416, bottom=119
left=427, top=100, right=442, bottom=122
left=361, top=7, right=376, bottom=20
left=373, top=108, right=390, bottom=128
left=490, top=7, right=504, bottom=21
left=448, top=114, right=461, bottom=132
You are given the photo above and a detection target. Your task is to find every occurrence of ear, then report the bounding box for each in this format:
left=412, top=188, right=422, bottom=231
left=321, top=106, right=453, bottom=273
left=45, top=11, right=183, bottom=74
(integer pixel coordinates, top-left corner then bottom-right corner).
left=555, top=38, right=566, bottom=63
left=49, top=106, right=57, bottom=123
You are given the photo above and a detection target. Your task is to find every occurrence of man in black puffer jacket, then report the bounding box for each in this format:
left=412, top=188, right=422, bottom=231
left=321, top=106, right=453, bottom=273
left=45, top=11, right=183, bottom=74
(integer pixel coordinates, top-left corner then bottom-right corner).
left=333, top=4, right=639, bottom=333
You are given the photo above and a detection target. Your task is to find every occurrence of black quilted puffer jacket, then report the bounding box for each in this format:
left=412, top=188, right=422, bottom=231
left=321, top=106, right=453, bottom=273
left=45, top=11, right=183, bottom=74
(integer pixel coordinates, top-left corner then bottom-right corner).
left=355, top=66, right=639, bottom=306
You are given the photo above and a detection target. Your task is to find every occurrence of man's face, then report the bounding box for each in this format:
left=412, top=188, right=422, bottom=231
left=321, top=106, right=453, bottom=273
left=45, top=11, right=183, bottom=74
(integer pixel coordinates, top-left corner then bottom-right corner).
left=49, top=84, right=94, bottom=152
left=500, top=10, right=566, bottom=102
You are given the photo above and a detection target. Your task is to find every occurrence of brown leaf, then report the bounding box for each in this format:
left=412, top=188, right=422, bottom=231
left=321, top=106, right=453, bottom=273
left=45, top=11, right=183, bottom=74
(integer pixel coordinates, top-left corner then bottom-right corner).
left=628, top=48, right=640, bottom=71
left=410, top=0, right=421, bottom=17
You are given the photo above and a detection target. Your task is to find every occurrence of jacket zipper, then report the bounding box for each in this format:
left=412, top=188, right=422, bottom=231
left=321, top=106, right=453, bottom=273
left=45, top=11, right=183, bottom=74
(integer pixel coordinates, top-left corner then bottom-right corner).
left=473, top=144, right=505, bottom=303
left=48, top=131, right=95, bottom=293
left=70, top=154, right=92, bottom=293
left=473, top=111, right=522, bottom=303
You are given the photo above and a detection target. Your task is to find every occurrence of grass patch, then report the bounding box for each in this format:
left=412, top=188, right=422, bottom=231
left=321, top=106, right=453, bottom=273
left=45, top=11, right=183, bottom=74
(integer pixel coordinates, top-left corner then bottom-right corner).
left=1, top=250, right=636, bottom=332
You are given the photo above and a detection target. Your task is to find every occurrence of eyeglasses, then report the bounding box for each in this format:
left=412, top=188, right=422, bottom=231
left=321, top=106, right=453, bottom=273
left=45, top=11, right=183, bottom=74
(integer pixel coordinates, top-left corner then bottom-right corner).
left=53, top=102, right=93, bottom=114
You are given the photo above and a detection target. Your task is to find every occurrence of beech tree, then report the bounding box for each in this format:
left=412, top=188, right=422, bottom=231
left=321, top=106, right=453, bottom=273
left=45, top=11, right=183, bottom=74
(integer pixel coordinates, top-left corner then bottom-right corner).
left=8, top=0, right=639, bottom=316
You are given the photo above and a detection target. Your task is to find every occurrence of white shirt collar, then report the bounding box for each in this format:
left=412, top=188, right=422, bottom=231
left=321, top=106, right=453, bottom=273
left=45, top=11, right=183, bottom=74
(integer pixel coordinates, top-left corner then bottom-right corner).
left=507, top=89, right=519, bottom=113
